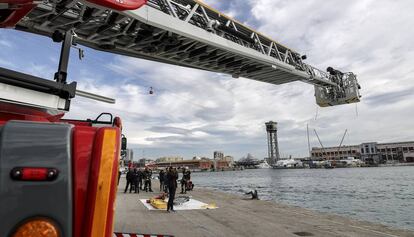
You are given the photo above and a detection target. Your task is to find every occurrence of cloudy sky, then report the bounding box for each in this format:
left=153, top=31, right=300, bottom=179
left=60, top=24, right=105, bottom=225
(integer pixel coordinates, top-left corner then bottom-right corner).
left=1, top=0, right=414, bottom=160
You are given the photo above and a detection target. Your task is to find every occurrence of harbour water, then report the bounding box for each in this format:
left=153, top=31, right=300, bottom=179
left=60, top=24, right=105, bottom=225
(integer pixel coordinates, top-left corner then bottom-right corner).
left=192, top=166, right=414, bottom=231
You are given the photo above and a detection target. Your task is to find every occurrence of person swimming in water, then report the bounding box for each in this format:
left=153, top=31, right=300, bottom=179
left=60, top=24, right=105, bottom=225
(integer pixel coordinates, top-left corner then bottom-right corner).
left=245, top=190, right=259, bottom=200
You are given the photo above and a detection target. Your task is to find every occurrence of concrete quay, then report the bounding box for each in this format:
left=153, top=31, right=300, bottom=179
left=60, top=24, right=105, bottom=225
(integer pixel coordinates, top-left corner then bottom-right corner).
left=114, top=179, right=414, bottom=237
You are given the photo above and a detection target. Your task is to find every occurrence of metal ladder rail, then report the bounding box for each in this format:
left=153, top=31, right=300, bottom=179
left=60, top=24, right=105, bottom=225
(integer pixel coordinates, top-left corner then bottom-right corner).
left=12, top=0, right=360, bottom=106
left=17, top=0, right=337, bottom=88
left=145, top=0, right=336, bottom=87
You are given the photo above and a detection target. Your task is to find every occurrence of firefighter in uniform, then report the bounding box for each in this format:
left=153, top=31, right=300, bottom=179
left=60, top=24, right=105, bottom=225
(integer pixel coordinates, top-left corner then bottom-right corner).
left=159, top=169, right=166, bottom=192
left=133, top=168, right=139, bottom=193
left=180, top=167, right=191, bottom=194
left=137, top=168, right=143, bottom=190
left=143, top=167, right=153, bottom=192
left=124, top=168, right=134, bottom=193
left=166, top=166, right=178, bottom=212
left=163, top=167, right=169, bottom=194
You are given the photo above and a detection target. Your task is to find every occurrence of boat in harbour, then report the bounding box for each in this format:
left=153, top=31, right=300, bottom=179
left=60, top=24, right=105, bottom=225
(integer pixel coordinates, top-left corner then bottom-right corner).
left=273, top=158, right=304, bottom=169
left=255, top=160, right=271, bottom=169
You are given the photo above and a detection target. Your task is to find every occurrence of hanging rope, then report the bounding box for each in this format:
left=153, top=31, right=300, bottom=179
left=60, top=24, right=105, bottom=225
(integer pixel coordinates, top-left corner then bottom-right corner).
left=355, top=103, right=359, bottom=118
left=314, top=106, right=319, bottom=121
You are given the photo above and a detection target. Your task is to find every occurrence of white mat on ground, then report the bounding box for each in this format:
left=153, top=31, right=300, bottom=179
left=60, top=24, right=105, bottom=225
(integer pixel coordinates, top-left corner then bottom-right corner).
left=139, top=198, right=217, bottom=211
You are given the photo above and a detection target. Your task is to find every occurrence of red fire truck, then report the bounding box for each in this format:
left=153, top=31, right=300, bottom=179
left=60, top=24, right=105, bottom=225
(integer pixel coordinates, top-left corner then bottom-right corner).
left=0, top=39, right=126, bottom=237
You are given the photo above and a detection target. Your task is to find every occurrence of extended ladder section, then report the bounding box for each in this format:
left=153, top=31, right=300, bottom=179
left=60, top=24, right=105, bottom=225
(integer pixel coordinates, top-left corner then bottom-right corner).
left=0, top=66, right=75, bottom=111
left=0, top=30, right=115, bottom=112
left=12, top=0, right=360, bottom=107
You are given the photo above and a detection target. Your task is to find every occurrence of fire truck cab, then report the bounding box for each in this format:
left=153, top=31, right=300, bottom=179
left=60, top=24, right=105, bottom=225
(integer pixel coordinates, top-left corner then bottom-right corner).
left=0, top=28, right=125, bottom=237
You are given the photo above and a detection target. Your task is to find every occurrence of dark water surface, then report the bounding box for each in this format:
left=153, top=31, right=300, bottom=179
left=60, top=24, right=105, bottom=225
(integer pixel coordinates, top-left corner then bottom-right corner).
left=192, top=166, right=414, bottom=230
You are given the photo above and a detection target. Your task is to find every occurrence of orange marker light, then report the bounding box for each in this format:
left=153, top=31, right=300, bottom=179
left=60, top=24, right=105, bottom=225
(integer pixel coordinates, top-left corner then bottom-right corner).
left=13, top=218, right=60, bottom=237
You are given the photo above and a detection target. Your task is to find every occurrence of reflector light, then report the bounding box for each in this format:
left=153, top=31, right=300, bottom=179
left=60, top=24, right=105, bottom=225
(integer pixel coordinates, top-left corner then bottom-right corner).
left=12, top=218, right=60, bottom=237
left=10, top=168, right=58, bottom=181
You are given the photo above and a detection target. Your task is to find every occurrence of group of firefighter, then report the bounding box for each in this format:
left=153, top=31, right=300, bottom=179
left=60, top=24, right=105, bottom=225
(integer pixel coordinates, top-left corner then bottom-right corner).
left=124, top=166, right=154, bottom=193
left=159, top=167, right=193, bottom=194
left=122, top=166, right=193, bottom=211
left=159, top=167, right=193, bottom=212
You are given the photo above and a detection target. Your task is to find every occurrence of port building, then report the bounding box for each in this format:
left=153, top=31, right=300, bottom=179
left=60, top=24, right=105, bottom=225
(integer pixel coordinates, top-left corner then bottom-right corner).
left=155, top=159, right=213, bottom=170
left=156, top=156, right=184, bottom=163
left=311, top=141, right=414, bottom=164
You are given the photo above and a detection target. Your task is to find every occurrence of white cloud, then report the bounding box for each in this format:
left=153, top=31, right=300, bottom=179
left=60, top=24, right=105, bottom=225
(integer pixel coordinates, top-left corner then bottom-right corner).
left=0, top=39, right=13, bottom=48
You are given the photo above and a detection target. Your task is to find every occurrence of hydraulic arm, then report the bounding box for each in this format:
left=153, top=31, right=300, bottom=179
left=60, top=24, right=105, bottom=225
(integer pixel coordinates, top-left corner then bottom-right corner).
left=3, top=0, right=360, bottom=107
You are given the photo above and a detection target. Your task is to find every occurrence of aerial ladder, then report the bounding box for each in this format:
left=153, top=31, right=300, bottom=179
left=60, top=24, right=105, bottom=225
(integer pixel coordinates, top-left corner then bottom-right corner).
left=1, top=0, right=361, bottom=109
left=0, top=0, right=361, bottom=236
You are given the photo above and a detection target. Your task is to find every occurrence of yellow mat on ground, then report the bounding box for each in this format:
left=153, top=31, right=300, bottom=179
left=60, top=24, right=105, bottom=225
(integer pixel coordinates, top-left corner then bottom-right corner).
left=139, top=199, right=217, bottom=211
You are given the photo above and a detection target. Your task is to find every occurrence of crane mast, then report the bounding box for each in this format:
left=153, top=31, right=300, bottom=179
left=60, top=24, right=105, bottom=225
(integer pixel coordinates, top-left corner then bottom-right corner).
left=5, top=0, right=360, bottom=107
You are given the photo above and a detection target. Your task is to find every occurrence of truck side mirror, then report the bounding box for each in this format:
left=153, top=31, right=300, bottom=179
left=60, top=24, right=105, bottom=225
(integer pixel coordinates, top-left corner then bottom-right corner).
left=121, top=135, right=127, bottom=151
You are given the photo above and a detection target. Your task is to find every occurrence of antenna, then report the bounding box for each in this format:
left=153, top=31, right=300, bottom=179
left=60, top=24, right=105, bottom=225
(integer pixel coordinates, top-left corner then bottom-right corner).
left=307, top=124, right=311, bottom=158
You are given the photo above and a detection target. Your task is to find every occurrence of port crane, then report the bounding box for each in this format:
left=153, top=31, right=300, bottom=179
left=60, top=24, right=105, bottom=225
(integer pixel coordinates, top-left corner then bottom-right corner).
left=0, top=0, right=361, bottom=236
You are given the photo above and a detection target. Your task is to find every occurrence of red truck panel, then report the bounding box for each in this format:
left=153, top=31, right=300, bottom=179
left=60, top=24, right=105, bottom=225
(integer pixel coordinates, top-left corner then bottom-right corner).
left=1, top=102, right=122, bottom=236
left=67, top=117, right=122, bottom=237
left=83, top=127, right=120, bottom=237
left=0, top=0, right=36, bottom=28
left=0, top=0, right=147, bottom=28
left=71, top=126, right=98, bottom=237
left=86, top=0, right=147, bottom=11
left=0, top=103, right=64, bottom=125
